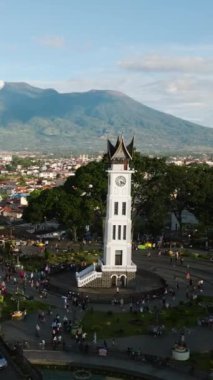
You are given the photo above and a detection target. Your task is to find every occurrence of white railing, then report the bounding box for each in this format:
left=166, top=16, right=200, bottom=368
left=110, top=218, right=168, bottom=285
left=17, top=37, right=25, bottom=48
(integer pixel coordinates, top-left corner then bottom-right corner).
left=102, top=263, right=137, bottom=272
left=76, top=264, right=94, bottom=279
left=76, top=270, right=102, bottom=287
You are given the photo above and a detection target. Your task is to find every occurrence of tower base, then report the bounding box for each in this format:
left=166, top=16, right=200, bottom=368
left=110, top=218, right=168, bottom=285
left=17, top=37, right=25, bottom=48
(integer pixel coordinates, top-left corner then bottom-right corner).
left=101, top=270, right=136, bottom=288
left=51, top=267, right=165, bottom=301
left=78, top=270, right=136, bottom=288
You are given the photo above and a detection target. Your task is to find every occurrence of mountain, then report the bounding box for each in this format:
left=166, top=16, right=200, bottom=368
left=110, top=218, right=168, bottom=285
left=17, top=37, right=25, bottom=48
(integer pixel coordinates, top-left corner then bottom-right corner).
left=0, top=81, right=212, bottom=154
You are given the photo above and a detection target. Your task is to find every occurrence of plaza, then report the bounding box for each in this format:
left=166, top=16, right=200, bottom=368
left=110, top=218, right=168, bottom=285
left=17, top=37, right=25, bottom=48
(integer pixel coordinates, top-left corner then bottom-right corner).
left=0, top=247, right=213, bottom=379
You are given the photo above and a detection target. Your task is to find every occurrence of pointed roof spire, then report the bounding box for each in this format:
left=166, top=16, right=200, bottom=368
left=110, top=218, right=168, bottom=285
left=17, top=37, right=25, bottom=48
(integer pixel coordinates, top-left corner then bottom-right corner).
left=107, top=136, right=134, bottom=161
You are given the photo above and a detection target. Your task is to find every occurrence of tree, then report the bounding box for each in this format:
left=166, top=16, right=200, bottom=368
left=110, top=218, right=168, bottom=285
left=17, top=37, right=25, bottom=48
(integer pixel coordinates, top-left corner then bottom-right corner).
left=23, top=154, right=213, bottom=242
left=186, top=164, right=213, bottom=227
left=131, top=152, right=169, bottom=236
left=23, top=159, right=108, bottom=240
left=164, top=163, right=213, bottom=235
left=23, top=190, right=44, bottom=223
left=64, top=159, right=107, bottom=238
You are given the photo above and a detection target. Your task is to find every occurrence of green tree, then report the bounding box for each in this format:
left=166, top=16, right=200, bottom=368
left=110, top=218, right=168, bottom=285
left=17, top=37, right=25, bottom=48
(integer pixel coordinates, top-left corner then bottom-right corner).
left=23, top=154, right=213, bottom=242
left=23, top=190, right=44, bottom=223
left=23, top=159, right=108, bottom=240
left=164, top=163, right=213, bottom=235
left=131, top=152, right=169, bottom=236
left=64, top=159, right=107, bottom=238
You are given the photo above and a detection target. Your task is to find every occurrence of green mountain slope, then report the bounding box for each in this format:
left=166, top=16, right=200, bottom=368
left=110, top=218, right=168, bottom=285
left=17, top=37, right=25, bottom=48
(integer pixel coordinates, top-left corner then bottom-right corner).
left=0, top=82, right=212, bottom=153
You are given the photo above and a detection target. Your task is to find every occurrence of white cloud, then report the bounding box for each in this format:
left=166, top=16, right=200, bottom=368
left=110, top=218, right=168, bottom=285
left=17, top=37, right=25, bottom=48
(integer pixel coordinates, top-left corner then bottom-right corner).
left=119, top=55, right=213, bottom=74
left=137, top=75, right=213, bottom=127
left=0, top=80, right=5, bottom=89
left=36, top=35, right=65, bottom=48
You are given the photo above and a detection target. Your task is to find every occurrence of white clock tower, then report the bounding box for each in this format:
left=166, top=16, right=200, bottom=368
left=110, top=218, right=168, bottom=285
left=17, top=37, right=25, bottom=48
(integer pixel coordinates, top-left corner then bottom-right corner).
left=76, top=136, right=137, bottom=288
left=101, top=136, right=137, bottom=287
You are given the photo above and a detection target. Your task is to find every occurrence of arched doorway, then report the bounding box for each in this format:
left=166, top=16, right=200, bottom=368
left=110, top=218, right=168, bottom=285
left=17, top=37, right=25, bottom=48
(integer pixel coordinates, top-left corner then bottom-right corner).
left=119, top=275, right=127, bottom=288
left=111, top=275, right=117, bottom=287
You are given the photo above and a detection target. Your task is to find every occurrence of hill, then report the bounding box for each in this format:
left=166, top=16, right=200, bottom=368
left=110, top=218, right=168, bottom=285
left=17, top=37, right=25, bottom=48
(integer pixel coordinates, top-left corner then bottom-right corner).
left=0, top=81, right=212, bottom=154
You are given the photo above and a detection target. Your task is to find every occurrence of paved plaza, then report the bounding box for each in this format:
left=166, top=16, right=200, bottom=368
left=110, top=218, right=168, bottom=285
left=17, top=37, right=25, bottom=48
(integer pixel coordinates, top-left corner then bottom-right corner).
left=1, top=249, right=213, bottom=379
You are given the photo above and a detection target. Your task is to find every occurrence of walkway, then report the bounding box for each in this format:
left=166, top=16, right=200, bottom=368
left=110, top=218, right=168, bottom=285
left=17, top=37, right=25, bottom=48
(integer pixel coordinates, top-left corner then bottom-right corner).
left=1, top=250, right=213, bottom=379
left=24, top=349, right=197, bottom=380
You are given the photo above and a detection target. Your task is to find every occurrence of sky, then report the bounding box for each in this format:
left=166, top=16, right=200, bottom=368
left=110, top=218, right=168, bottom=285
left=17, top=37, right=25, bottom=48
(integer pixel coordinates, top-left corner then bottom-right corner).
left=0, top=0, right=213, bottom=127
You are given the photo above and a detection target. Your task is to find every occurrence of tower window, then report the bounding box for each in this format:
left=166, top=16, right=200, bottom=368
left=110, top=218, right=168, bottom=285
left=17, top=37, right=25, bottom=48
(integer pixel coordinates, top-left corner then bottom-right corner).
left=123, top=225, right=127, bottom=240
left=118, top=225, right=121, bottom=240
left=115, top=250, right=122, bottom=265
left=122, top=202, right=126, bottom=215
left=112, top=225, right=116, bottom=240
left=114, top=202, right=118, bottom=215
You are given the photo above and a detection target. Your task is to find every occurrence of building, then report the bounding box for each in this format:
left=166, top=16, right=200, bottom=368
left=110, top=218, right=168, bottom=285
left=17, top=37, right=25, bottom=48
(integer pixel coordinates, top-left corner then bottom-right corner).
left=76, top=136, right=137, bottom=288
left=170, top=209, right=199, bottom=231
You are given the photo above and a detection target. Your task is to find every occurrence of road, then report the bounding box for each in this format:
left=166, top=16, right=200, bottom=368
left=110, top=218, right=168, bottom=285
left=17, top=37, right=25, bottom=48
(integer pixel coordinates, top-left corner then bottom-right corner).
left=132, top=250, right=213, bottom=295
left=0, top=340, right=23, bottom=379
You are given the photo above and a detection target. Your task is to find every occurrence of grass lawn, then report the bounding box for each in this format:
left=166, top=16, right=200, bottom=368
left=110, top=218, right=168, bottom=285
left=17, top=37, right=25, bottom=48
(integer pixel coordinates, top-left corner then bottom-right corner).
left=20, top=256, right=46, bottom=271
left=182, top=249, right=213, bottom=261
left=81, top=309, right=154, bottom=339
left=190, top=351, right=213, bottom=371
left=1, top=293, right=49, bottom=320
left=159, top=302, right=207, bottom=329
left=47, top=250, right=101, bottom=266
left=20, top=250, right=101, bottom=271
left=81, top=301, right=209, bottom=339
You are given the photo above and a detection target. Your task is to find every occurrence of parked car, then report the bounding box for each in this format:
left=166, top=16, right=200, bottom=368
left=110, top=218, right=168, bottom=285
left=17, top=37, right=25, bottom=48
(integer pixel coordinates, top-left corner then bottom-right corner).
left=0, top=353, right=7, bottom=369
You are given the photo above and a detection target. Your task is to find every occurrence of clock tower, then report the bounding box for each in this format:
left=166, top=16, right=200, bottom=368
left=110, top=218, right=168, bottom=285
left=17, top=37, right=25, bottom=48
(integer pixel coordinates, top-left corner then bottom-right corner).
left=76, top=136, right=137, bottom=288
left=101, top=136, right=137, bottom=287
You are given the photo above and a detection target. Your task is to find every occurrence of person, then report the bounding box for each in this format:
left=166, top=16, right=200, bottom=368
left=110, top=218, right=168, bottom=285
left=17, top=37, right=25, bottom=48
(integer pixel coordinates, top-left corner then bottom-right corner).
left=52, top=335, right=57, bottom=349
left=35, top=323, right=40, bottom=337
left=57, top=335, right=62, bottom=345
left=82, top=332, right=87, bottom=341
left=63, top=315, right=68, bottom=328
left=40, top=311, right=45, bottom=322
left=179, top=331, right=186, bottom=347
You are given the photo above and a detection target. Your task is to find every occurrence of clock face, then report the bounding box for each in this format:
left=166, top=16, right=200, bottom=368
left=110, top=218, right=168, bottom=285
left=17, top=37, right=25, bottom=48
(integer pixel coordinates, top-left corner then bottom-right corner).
left=115, top=175, right=126, bottom=187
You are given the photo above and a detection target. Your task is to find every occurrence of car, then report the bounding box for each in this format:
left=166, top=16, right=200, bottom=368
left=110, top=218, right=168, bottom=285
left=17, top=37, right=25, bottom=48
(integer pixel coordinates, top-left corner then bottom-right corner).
left=0, top=353, right=7, bottom=369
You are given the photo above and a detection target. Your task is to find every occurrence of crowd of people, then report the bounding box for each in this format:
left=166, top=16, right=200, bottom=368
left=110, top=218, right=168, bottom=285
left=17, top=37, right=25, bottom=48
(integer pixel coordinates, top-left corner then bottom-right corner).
left=0, top=238, right=211, bottom=367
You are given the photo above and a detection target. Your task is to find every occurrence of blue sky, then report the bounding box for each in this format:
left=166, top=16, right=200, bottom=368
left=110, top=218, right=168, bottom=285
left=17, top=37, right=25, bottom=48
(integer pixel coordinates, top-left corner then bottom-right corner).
left=0, top=0, right=213, bottom=127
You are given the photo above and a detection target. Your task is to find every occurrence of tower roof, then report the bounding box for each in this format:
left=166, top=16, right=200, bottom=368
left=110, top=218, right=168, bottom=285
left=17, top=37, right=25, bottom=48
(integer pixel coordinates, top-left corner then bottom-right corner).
left=107, top=136, right=134, bottom=161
